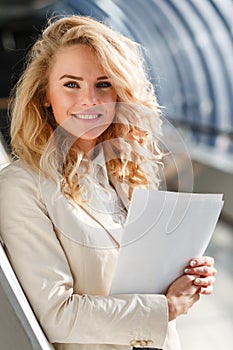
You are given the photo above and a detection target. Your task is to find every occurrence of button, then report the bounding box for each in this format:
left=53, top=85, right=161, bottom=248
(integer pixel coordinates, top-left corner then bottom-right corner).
left=146, top=339, right=154, bottom=346
left=129, top=340, right=140, bottom=347
left=129, top=339, right=154, bottom=348
left=140, top=340, right=147, bottom=347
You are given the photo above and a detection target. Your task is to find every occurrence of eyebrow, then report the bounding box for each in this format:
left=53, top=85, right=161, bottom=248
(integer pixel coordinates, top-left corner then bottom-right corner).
left=59, top=75, right=109, bottom=81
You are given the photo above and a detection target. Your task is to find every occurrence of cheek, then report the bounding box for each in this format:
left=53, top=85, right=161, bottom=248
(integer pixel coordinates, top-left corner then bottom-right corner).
left=110, top=91, right=118, bottom=102
left=49, top=93, right=73, bottom=124
left=100, top=90, right=118, bottom=103
left=104, top=103, right=117, bottom=128
left=51, top=102, right=67, bottom=124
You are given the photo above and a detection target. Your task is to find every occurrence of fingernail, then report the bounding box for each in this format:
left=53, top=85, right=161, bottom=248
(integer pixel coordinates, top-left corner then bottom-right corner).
left=195, top=278, right=201, bottom=284
left=190, top=260, right=197, bottom=267
left=184, top=268, right=191, bottom=273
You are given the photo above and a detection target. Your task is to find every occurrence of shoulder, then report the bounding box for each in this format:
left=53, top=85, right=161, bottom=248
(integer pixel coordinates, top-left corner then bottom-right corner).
left=0, top=160, right=51, bottom=222
left=0, top=160, right=39, bottom=184
left=0, top=160, right=40, bottom=201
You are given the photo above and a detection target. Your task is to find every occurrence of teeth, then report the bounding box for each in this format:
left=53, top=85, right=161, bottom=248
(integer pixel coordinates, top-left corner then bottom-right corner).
left=73, top=114, right=101, bottom=120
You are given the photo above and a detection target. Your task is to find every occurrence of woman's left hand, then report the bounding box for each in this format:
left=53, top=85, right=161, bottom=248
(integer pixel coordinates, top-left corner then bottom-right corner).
left=184, top=256, right=217, bottom=295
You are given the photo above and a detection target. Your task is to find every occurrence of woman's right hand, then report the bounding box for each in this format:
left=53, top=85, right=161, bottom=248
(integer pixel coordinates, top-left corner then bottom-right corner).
left=166, top=274, right=200, bottom=321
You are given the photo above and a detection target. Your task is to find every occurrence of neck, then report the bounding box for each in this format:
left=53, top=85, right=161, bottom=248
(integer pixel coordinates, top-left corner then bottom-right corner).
left=76, top=138, right=97, bottom=155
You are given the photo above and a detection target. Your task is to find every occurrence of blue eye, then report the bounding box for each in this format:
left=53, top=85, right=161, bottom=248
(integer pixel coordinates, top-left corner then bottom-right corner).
left=64, top=81, right=79, bottom=88
left=96, top=81, right=112, bottom=88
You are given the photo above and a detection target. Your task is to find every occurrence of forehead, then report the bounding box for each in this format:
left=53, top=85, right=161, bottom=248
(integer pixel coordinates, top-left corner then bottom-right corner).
left=50, top=44, right=104, bottom=76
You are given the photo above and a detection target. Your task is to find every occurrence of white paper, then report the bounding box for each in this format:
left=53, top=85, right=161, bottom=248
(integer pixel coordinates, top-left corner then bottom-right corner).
left=110, top=190, right=223, bottom=295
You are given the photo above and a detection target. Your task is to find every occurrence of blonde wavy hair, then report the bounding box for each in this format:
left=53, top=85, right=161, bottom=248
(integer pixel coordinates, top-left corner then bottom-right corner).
left=10, top=15, right=163, bottom=203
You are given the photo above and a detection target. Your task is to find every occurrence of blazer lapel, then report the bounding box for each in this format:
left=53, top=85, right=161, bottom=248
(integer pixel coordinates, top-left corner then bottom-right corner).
left=80, top=201, right=124, bottom=247
left=39, top=176, right=123, bottom=248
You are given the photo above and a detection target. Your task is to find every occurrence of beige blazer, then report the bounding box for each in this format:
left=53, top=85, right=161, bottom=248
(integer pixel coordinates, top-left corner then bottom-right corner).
left=0, top=161, right=181, bottom=350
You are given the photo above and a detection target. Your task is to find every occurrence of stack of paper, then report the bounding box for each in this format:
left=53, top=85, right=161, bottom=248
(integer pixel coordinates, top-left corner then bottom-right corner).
left=111, top=190, right=223, bottom=295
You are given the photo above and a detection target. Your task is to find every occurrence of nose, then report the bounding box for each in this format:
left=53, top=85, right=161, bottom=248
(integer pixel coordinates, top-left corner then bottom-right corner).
left=80, top=86, right=99, bottom=107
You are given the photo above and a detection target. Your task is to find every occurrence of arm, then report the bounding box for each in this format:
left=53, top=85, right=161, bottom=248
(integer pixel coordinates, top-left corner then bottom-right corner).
left=0, top=164, right=168, bottom=347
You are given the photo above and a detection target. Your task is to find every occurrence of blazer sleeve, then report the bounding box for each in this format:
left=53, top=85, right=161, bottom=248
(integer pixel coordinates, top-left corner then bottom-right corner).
left=0, top=163, right=168, bottom=348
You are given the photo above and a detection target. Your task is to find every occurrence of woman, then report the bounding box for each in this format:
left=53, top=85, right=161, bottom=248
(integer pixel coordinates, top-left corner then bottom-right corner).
left=0, top=16, right=216, bottom=350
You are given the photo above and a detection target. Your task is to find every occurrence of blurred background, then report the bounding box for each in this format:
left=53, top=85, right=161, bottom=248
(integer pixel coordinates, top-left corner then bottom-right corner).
left=0, top=0, right=232, bottom=349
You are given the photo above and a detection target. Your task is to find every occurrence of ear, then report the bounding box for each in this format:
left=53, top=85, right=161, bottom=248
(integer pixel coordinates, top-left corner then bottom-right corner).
left=44, top=101, right=50, bottom=107
left=44, top=90, right=51, bottom=107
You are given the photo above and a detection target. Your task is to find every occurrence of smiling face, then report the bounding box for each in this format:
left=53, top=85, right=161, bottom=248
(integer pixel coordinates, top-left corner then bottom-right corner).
left=46, top=45, right=118, bottom=153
